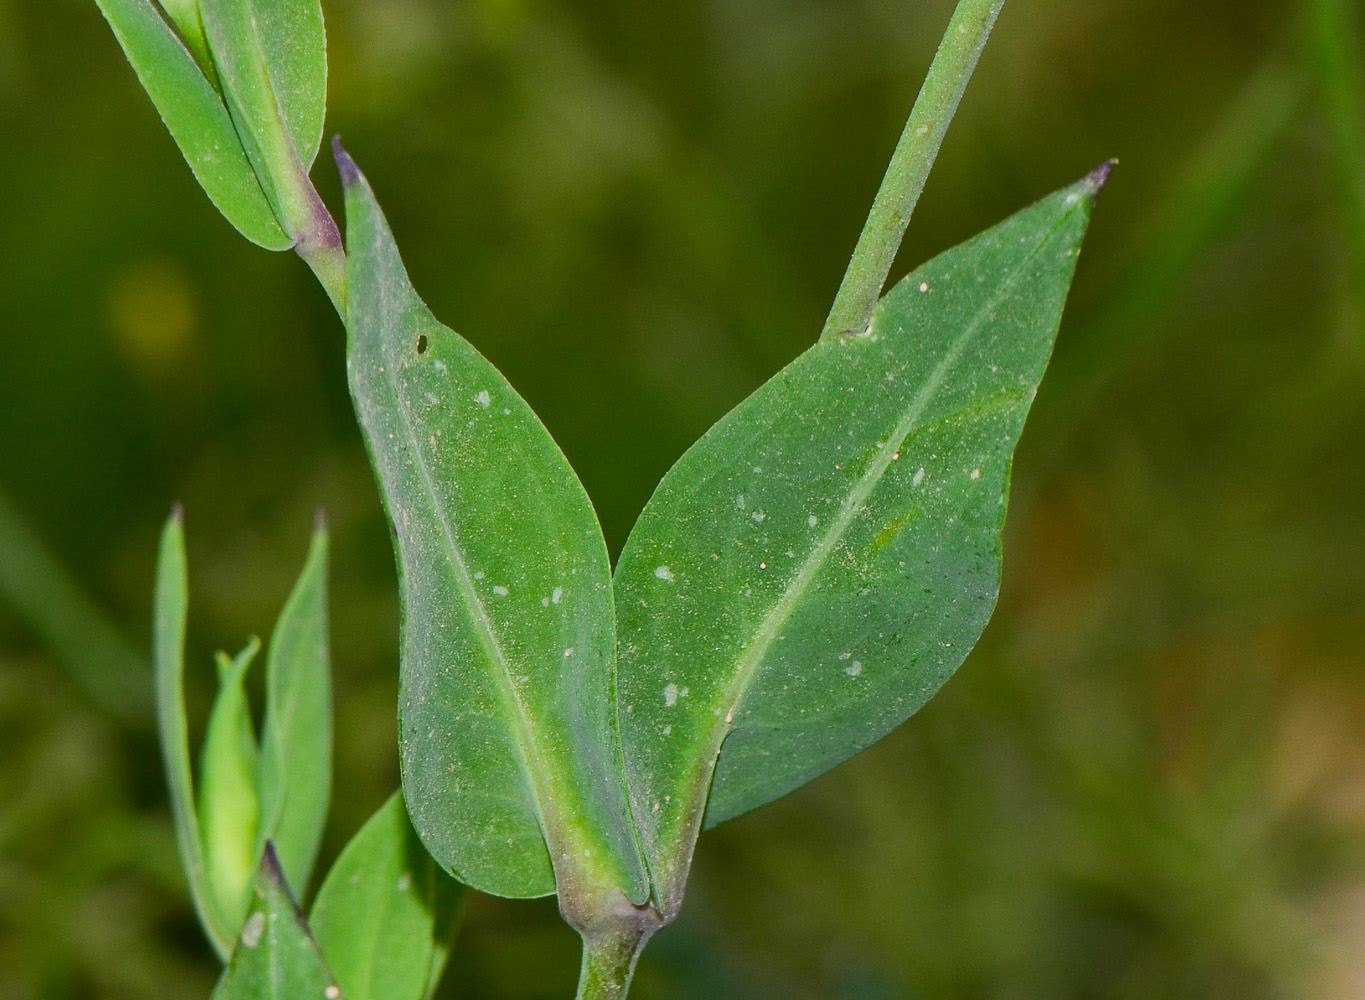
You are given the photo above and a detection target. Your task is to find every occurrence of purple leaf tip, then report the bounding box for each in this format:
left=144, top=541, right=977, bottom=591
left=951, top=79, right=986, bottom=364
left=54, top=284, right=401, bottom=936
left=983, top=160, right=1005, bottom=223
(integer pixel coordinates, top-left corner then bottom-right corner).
left=170, top=502, right=184, bottom=525
left=331, top=135, right=361, bottom=188
left=313, top=505, right=328, bottom=533
left=1085, top=159, right=1118, bottom=196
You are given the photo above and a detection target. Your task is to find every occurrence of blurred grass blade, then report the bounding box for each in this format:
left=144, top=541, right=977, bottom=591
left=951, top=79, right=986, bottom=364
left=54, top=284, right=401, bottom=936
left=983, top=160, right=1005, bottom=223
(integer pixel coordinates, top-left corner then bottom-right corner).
left=212, top=844, right=341, bottom=1000
left=0, top=486, right=149, bottom=727
left=198, top=638, right=262, bottom=936
left=1026, top=57, right=1303, bottom=476
left=1306, top=0, right=1365, bottom=311
left=614, top=170, right=1106, bottom=915
left=94, top=0, right=291, bottom=249
left=310, top=793, right=466, bottom=1000
left=255, top=520, right=331, bottom=901
left=155, top=508, right=236, bottom=959
left=336, top=144, right=650, bottom=913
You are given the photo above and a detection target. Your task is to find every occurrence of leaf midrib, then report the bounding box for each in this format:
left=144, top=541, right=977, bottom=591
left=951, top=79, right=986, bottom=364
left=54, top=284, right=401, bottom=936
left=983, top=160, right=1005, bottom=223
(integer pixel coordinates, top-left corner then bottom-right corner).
left=371, top=289, right=555, bottom=847
left=698, top=204, right=1080, bottom=828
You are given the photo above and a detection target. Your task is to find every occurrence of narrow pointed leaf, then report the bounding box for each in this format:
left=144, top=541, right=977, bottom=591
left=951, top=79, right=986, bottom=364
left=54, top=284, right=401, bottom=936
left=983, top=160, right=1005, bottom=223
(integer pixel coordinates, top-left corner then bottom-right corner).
left=337, top=145, right=649, bottom=908
left=212, top=844, right=341, bottom=1000
left=253, top=0, right=328, bottom=169
left=157, top=0, right=213, bottom=74
left=199, top=0, right=327, bottom=236
left=256, top=522, right=332, bottom=900
left=95, top=0, right=290, bottom=249
left=311, top=793, right=466, bottom=1000
left=154, top=509, right=236, bottom=959
left=198, top=638, right=262, bottom=936
left=614, top=169, right=1107, bottom=913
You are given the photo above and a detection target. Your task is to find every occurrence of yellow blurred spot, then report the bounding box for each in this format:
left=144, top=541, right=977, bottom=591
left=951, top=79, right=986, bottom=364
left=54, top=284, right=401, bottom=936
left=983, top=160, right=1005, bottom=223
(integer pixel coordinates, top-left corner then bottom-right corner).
left=105, top=258, right=200, bottom=378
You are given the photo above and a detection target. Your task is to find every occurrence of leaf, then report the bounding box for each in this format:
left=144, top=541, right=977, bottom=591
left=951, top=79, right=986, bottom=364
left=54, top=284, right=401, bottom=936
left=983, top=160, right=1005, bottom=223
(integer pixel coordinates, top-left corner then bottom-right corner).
left=198, top=638, right=263, bottom=937
left=256, top=519, right=332, bottom=901
left=94, top=0, right=291, bottom=250
left=212, top=844, right=342, bottom=1000
left=310, top=793, right=466, bottom=1000
left=157, top=0, right=213, bottom=73
left=336, top=143, right=649, bottom=909
left=153, top=507, right=236, bottom=959
left=613, top=168, right=1108, bottom=913
left=199, top=0, right=327, bottom=233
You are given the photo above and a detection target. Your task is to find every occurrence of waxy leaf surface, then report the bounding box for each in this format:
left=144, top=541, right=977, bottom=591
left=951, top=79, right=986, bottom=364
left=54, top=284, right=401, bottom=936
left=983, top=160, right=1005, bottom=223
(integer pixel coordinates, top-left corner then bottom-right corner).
left=255, top=524, right=331, bottom=900
left=311, top=793, right=465, bottom=1000
left=614, top=171, right=1104, bottom=912
left=339, top=149, right=648, bottom=906
left=154, top=510, right=235, bottom=958
left=95, top=0, right=290, bottom=249
left=200, top=0, right=327, bottom=232
left=198, top=639, right=262, bottom=935
left=211, top=845, right=340, bottom=1000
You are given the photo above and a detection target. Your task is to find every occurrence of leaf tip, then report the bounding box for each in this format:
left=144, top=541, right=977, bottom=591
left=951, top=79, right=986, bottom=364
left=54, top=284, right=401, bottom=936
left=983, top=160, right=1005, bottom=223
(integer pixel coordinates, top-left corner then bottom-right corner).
left=313, top=505, right=328, bottom=534
left=1085, top=159, right=1118, bottom=197
left=259, top=840, right=287, bottom=889
left=170, top=501, right=185, bottom=525
left=331, top=136, right=361, bottom=189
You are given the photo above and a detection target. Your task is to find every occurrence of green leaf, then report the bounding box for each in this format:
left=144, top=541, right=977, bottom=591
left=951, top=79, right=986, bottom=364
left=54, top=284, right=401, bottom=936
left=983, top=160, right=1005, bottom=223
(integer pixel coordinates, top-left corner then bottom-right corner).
left=198, top=638, right=263, bottom=937
left=614, top=168, right=1108, bottom=914
left=154, top=507, right=236, bottom=959
left=336, top=144, right=649, bottom=911
left=94, top=0, right=291, bottom=249
left=311, top=793, right=466, bottom=1000
left=199, top=0, right=328, bottom=235
left=157, top=0, right=213, bottom=74
left=212, top=844, right=342, bottom=1000
left=256, top=519, right=332, bottom=901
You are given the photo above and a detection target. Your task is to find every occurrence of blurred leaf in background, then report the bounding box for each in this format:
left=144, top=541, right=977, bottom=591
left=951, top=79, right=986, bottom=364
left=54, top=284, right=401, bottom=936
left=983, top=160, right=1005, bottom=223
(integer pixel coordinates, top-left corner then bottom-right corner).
left=2, top=0, right=1364, bottom=998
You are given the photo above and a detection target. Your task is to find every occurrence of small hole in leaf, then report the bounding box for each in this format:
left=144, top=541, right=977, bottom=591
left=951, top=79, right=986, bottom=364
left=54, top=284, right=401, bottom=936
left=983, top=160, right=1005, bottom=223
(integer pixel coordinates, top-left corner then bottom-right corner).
left=416, top=334, right=428, bottom=354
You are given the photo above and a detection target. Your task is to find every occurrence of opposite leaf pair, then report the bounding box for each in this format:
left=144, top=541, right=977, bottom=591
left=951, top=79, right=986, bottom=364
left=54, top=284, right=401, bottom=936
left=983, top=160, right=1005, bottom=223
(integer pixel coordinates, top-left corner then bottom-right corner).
left=338, top=140, right=1107, bottom=943
left=97, top=0, right=345, bottom=301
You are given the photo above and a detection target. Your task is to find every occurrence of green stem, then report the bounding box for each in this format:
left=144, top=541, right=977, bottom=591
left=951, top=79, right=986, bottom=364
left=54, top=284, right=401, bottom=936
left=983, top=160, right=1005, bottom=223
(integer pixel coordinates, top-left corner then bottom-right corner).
left=574, top=929, right=650, bottom=1000
left=821, top=0, right=1006, bottom=340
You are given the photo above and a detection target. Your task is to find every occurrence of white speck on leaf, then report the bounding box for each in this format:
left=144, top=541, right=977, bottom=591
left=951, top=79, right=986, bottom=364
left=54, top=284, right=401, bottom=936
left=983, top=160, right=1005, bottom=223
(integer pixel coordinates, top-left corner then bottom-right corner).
left=971, top=468, right=982, bottom=480
left=846, top=661, right=863, bottom=677
left=735, top=494, right=746, bottom=509
left=808, top=515, right=818, bottom=527
left=655, top=565, right=675, bottom=582
left=473, top=571, right=485, bottom=580
left=752, top=510, right=767, bottom=523
left=664, top=683, right=679, bottom=707
left=913, top=467, right=925, bottom=486
left=564, top=648, right=574, bottom=657
left=241, top=912, right=265, bottom=948
left=492, top=585, right=509, bottom=596
left=325, top=988, right=340, bottom=1000
left=433, top=360, right=448, bottom=374
left=552, top=586, right=563, bottom=604
left=919, top=282, right=930, bottom=293
left=475, top=390, right=491, bottom=408
left=396, top=873, right=412, bottom=892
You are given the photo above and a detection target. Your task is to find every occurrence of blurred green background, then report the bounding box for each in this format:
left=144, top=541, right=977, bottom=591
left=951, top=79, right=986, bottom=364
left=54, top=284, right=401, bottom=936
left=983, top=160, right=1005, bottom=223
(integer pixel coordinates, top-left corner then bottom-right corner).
left=3, top=0, right=1365, bottom=996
